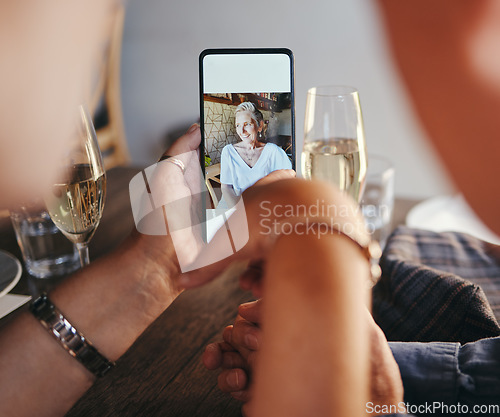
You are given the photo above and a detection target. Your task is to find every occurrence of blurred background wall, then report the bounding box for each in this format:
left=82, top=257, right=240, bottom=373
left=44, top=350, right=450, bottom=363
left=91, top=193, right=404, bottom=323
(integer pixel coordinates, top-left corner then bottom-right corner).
left=120, top=0, right=454, bottom=198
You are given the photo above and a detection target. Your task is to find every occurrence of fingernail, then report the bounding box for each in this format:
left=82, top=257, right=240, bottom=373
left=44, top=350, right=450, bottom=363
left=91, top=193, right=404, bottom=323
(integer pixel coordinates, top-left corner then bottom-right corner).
left=205, top=343, right=217, bottom=353
left=244, top=334, right=259, bottom=350
left=188, top=123, right=199, bottom=133
left=223, top=326, right=233, bottom=343
left=227, top=370, right=239, bottom=389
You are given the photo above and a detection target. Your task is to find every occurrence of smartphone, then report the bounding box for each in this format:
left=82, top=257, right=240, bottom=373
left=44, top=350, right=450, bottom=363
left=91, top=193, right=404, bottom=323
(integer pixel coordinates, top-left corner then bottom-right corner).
left=199, top=48, right=295, bottom=211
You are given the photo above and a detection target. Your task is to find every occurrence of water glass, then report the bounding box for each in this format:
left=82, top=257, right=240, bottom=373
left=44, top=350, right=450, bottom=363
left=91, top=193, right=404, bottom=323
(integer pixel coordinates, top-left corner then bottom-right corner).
left=10, top=205, right=80, bottom=278
left=360, top=156, right=395, bottom=249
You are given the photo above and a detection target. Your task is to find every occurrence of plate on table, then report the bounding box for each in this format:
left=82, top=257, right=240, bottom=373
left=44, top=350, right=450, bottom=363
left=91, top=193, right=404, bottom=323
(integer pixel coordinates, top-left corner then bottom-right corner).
left=406, top=194, right=500, bottom=245
left=0, top=250, right=22, bottom=298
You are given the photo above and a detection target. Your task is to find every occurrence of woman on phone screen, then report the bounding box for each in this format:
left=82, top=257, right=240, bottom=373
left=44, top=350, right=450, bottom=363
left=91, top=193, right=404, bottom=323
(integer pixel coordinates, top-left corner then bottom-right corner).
left=219, top=102, right=292, bottom=208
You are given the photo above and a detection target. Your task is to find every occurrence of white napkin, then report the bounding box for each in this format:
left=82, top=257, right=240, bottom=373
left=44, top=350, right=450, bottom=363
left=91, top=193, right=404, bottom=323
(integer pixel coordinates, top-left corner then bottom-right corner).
left=0, top=294, right=31, bottom=319
left=406, top=195, right=500, bottom=245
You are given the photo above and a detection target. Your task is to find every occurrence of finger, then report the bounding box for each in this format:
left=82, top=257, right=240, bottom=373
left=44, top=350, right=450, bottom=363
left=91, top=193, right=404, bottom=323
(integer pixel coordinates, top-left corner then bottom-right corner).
left=218, top=341, right=237, bottom=352
left=237, top=299, right=263, bottom=324
left=203, top=340, right=237, bottom=370
left=140, top=124, right=203, bottom=271
left=221, top=351, right=249, bottom=370
left=222, top=325, right=233, bottom=344
left=232, top=318, right=262, bottom=352
left=163, top=123, right=200, bottom=157
left=217, top=368, right=248, bottom=393
left=221, top=321, right=253, bottom=360
left=202, top=343, right=223, bottom=370
left=155, top=124, right=201, bottom=186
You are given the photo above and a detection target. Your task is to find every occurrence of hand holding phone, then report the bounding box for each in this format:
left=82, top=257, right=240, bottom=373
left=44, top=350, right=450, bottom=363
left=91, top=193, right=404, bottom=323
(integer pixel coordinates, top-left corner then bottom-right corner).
left=129, top=50, right=296, bottom=272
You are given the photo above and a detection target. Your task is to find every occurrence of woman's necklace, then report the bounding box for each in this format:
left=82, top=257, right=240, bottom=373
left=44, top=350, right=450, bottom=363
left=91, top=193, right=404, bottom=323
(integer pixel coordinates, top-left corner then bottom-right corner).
left=234, top=142, right=265, bottom=167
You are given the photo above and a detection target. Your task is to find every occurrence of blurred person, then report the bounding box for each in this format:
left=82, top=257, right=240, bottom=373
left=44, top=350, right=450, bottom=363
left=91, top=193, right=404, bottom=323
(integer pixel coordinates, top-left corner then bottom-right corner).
left=0, top=2, right=389, bottom=414
left=0, top=0, right=123, bottom=206
left=3, top=1, right=500, bottom=417
left=205, top=297, right=500, bottom=415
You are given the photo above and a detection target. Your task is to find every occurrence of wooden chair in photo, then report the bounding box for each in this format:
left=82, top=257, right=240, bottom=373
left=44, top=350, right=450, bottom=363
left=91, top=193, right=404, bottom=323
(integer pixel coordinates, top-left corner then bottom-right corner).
left=205, top=163, right=221, bottom=208
left=89, top=4, right=130, bottom=169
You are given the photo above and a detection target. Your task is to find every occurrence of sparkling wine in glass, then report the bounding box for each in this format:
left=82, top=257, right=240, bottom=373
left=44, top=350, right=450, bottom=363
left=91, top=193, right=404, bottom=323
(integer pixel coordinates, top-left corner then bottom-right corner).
left=301, top=86, right=368, bottom=202
left=44, top=105, right=106, bottom=267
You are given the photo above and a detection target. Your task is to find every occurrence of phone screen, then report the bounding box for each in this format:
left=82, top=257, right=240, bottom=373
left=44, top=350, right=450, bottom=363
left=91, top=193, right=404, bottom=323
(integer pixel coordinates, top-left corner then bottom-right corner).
left=200, top=49, right=294, bottom=222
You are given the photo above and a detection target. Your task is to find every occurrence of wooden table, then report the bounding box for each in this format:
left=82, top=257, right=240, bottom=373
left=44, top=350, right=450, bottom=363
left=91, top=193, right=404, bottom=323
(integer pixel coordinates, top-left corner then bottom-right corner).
left=0, top=167, right=420, bottom=417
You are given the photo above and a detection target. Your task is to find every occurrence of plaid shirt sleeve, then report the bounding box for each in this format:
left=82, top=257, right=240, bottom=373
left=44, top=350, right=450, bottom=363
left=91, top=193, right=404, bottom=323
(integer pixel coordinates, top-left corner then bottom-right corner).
left=374, top=227, right=500, bottom=416
left=373, top=226, right=500, bottom=344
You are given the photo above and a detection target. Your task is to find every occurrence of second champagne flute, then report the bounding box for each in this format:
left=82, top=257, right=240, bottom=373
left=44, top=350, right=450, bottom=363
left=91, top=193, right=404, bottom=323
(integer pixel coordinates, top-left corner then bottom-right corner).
left=44, top=105, right=106, bottom=267
left=301, top=85, right=368, bottom=202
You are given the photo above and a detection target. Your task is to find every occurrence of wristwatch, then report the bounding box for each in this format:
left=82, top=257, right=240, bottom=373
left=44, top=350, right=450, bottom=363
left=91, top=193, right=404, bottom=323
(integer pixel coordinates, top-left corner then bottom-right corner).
left=30, top=293, right=115, bottom=378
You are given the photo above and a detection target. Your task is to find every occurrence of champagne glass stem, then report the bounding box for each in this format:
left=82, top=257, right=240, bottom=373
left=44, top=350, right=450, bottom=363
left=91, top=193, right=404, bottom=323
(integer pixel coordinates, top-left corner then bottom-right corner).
left=76, top=243, right=90, bottom=267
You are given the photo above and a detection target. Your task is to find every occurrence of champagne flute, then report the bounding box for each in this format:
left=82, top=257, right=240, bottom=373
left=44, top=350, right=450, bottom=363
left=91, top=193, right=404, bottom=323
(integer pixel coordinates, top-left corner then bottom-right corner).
left=301, top=86, right=368, bottom=202
left=44, top=105, right=106, bottom=267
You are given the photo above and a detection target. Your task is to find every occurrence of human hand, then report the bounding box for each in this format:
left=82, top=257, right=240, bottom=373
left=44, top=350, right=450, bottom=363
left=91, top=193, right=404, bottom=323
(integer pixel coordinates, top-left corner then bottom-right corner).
left=46, top=124, right=206, bottom=368
left=253, top=169, right=296, bottom=186
left=179, top=176, right=367, bottom=289
left=203, top=300, right=262, bottom=415
left=130, top=123, right=205, bottom=275
left=204, top=301, right=404, bottom=416
left=130, top=129, right=298, bottom=287
left=366, top=311, right=405, bottom=415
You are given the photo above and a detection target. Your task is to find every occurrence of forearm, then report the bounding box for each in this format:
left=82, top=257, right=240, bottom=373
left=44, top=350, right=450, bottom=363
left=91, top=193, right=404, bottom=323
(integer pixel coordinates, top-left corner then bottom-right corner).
left=0, top=234, right=181, bottom=417
left=252, top=232, right=371, bottom=417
